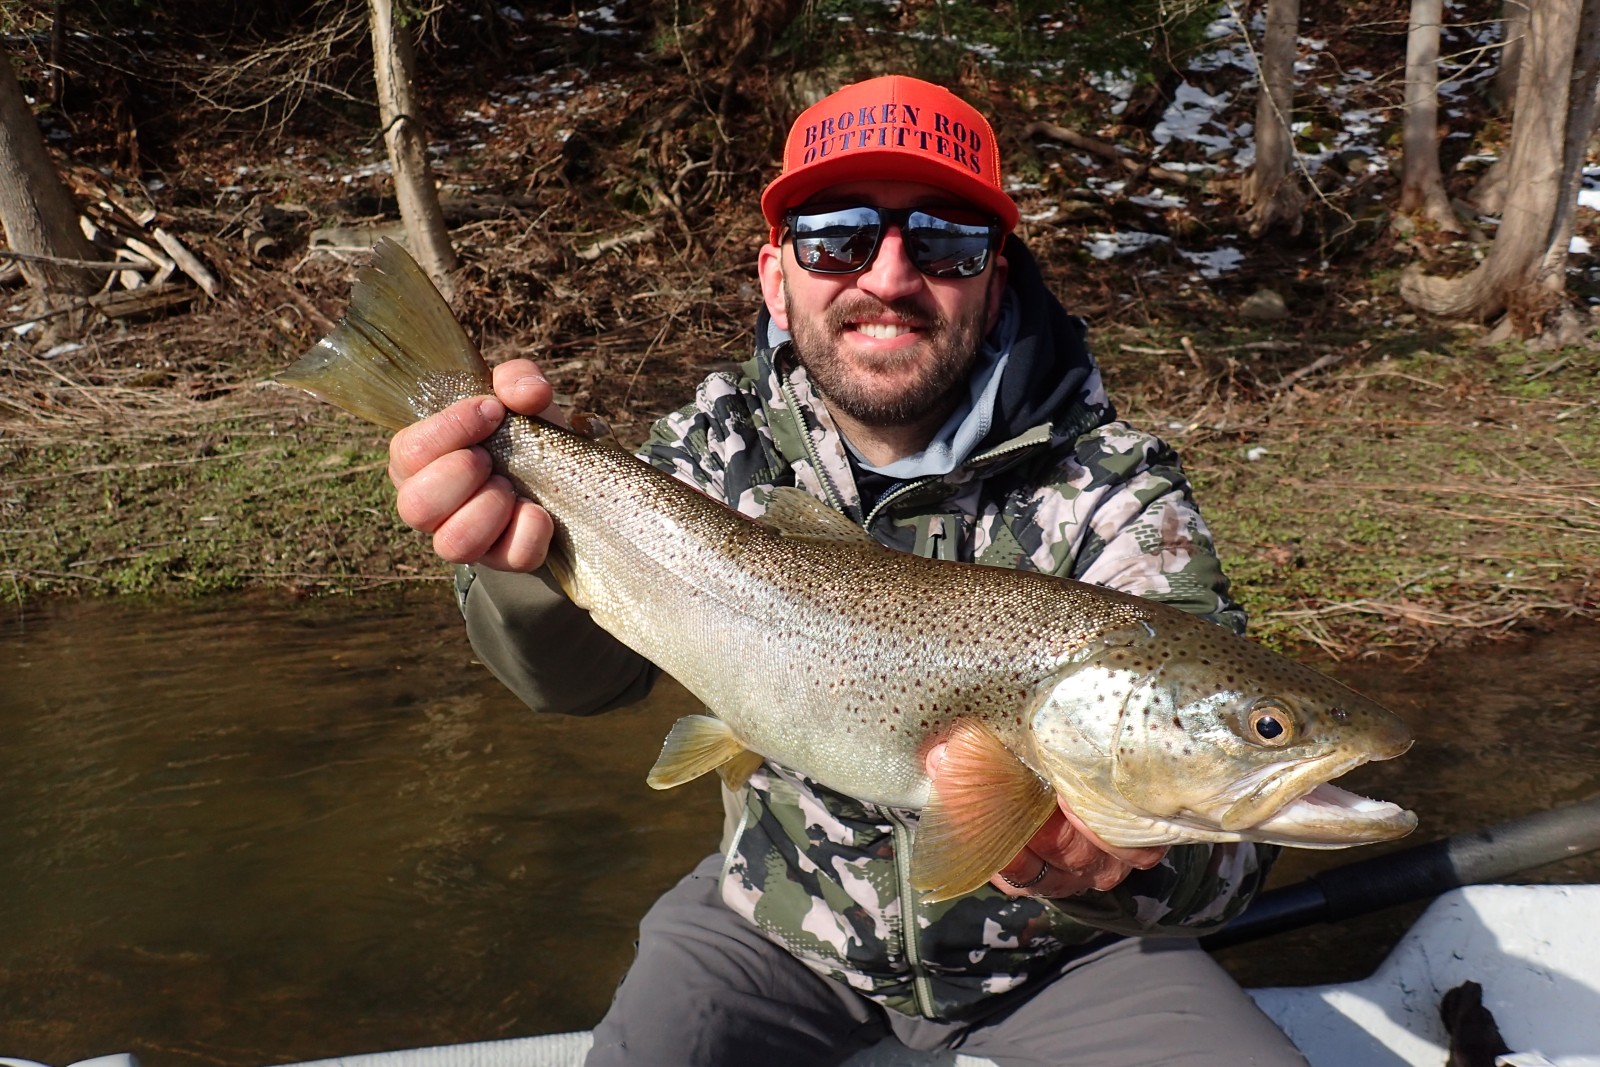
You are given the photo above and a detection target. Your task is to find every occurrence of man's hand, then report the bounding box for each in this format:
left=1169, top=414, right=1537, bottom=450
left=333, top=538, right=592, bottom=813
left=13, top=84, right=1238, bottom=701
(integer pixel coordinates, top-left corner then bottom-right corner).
left=991, top=799, right=1167, bottom=899
left=388, top=358, right=564, bottom=572
left=923, top=742, right=1167, bottom=899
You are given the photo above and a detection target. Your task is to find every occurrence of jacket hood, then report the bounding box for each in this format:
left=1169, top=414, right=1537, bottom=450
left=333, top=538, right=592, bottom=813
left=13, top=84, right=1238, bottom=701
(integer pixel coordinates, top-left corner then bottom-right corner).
left=752, top=233, right=1110, bottom=452
left=987, top=235, right=1106, bottom=442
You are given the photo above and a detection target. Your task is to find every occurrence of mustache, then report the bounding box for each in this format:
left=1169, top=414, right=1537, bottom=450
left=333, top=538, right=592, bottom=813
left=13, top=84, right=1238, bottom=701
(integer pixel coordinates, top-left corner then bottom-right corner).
left=825, top=295, right=942, bottom=330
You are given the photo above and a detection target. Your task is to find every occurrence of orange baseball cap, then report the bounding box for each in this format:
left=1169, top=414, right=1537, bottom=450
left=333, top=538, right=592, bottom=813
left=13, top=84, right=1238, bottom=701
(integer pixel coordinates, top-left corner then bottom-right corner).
left=760, top=75, right=1019, bottom=240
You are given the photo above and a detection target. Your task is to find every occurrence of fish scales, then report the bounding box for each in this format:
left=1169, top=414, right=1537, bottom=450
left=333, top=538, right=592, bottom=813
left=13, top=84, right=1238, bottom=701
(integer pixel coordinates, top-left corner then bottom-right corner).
left=279, top=239, right=1418, bottom=901
left=491, top=409, right=1070, bottom=805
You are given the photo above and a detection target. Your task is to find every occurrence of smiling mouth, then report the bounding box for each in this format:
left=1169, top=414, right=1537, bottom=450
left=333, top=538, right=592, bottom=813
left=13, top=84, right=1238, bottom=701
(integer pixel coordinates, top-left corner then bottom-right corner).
left=854, top=322, right=917, bottom=339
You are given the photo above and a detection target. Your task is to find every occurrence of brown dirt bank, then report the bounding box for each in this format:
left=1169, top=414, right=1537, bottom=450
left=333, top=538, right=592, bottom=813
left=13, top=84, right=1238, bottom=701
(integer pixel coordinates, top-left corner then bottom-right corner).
left=2, top=49, right=1598, bottom=663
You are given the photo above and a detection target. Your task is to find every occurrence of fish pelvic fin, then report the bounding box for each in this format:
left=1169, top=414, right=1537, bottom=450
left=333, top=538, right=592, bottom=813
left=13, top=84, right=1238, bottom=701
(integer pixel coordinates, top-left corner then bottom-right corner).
left=911, top=718, right=1058, bottom=903
left=646, top=714, right=762, bottom=790
left=761, top=487, right=876, bottom=546
left=277, top=239, right=493, bottom=430
left=540, top=545, right=588, bottom=610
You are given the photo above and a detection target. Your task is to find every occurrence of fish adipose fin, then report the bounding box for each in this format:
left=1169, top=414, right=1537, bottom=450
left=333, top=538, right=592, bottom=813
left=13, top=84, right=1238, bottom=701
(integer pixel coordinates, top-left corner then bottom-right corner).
left=647, top=714, right=762, bottom=790
left=911, top=718, right=1058, bottom=902
left=276, top=239, right=492, bottom=429
left=762, top=487, right=876, bottom=546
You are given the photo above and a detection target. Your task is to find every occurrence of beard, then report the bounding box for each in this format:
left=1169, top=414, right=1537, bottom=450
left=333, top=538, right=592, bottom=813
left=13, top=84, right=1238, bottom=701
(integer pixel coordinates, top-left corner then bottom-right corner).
left=783, top=283, right=992, bottom=428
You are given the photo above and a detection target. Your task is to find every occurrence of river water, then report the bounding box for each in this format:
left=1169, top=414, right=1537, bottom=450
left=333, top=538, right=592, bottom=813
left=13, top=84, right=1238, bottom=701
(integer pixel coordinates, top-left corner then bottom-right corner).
left=2, top=593, right=1598, bottom=1067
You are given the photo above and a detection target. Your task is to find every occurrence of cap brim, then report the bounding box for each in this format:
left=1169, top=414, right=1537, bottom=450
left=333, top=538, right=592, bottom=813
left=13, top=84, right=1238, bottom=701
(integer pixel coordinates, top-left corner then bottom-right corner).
left=761, top=149, right=1019, bottom=235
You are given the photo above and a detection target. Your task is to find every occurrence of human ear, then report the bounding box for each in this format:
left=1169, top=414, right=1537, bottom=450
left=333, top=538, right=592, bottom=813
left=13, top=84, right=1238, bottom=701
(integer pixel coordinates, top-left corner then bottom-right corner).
left=757, top=242, right=791, bottom=332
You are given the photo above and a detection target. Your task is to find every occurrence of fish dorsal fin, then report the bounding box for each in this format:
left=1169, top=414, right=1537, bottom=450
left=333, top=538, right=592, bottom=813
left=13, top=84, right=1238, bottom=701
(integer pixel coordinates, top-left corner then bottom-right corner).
left=646, top=714, right=762, bottom=790
left=910, top=718, right=1058, bottom=902
left=762, top=486, right=874, bottom=545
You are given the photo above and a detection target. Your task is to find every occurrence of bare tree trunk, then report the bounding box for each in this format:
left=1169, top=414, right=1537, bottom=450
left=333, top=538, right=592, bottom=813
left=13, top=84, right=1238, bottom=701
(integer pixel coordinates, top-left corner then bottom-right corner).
left=368, top=0, right=457, bottom=296
left=1540, top=0, right=1600, bottom=281
left=1469, top=155, right=1511, bottom=216
left=1470, top=0, right=1531, bottom=213
left=48, top=0, right=68, bottom=106
left=1494, top=0, right=1529, bottom=114
left=708, top=0, right=807, bottom=118
left=1240, top=0, right=1306, bottom=237
left=1401, top=0, right=1597, bottom=333
left=0, top=50, right=103, bottom=298
left=1399, top=0, right=1463, bottom=232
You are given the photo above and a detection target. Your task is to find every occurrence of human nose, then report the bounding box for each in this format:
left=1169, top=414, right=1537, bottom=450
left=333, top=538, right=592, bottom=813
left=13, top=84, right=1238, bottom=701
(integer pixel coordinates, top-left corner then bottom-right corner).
left=855, top=225, right=923, bottom=301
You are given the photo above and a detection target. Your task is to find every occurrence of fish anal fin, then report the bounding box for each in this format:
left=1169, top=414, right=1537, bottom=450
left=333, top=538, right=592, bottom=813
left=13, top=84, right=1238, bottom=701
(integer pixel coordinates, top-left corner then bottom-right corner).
left=911, top=718, right=1058, bottom=902
left=716, top=749, right=767, bottom=790
left=646, top=714, right=759, bottom=790
left=762, top=486, right=875, bottom=546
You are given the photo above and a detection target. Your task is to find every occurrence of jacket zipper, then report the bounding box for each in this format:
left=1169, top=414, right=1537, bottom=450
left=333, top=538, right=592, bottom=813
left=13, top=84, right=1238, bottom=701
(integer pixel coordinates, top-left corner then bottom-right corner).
left=862, top=435, right=1043, bottom=536
left=779, top=375, right=850, bottom=515
left=886, top=808, right=938, bottom=1018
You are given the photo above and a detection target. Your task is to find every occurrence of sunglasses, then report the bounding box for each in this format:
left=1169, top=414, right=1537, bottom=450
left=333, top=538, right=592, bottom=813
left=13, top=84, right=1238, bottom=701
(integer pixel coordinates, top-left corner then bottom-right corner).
left=783, top=205, right=1001, bottom=279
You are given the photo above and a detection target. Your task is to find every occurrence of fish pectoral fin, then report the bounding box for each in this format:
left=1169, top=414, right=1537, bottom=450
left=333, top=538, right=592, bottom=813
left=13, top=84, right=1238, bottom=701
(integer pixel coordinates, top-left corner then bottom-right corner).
left=761, top=487, right=876, bottom=546
left=910, top=718, right=1058, bottom=903
left=646, top=714, right=760, bottom=790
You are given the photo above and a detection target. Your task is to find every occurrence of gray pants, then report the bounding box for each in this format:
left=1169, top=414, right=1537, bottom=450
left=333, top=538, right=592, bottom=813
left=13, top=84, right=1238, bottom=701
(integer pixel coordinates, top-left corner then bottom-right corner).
left=587, top=855, right=1309, bottom=1067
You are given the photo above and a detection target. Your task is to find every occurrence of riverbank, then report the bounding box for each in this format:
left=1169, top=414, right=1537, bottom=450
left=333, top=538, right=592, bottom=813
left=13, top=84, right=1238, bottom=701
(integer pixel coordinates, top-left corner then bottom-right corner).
left=3, top=34, right=1599, bottom=660
left=5, top=290, right=1596, bottom=660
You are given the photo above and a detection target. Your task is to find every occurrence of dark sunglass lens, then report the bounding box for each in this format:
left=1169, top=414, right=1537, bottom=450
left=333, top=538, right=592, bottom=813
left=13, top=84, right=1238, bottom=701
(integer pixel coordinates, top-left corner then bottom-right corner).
left=790, top=207, right=883, bottom=273
left=904, top=211, right=994, bottom=278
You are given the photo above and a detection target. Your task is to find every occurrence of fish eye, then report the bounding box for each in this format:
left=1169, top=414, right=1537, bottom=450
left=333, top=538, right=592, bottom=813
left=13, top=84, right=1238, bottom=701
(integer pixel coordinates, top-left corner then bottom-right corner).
left=1247, top=703, right=1294, bottom=747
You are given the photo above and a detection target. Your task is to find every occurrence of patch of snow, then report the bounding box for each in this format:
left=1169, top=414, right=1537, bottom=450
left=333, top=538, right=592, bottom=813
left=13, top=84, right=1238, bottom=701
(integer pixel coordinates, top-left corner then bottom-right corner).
left=1130, top=190, right=1187, bottom=210
left=1084, top=231, right=1170, bottom=260
left=1089, top=69, right=1137, bottom=115
left=1152, top=83, right=1238, bottom=157
left=1179, top=245, right=1246, bottom=279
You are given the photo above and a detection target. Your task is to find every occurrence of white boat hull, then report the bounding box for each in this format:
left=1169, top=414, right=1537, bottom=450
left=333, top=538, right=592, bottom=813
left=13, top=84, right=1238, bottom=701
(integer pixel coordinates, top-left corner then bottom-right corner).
left=1250, top=883, right=1599, bottom=1067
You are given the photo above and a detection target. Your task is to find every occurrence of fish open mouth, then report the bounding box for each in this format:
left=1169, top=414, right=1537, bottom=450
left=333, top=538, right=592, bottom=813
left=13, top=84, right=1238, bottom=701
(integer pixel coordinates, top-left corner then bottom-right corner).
left=1209, top=742, right=1418, bottom=847
left=1246, top=781, right=1417, bottom=846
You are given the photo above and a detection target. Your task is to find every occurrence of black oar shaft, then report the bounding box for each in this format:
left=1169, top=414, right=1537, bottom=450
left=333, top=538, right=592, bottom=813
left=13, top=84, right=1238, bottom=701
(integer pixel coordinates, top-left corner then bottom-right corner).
left=1202, top=795, right=1600, bottom=950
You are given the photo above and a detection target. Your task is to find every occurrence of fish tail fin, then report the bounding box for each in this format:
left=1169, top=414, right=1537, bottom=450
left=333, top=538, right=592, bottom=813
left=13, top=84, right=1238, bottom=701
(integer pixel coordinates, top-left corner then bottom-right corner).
left=277, top=239, right=493, bottom=430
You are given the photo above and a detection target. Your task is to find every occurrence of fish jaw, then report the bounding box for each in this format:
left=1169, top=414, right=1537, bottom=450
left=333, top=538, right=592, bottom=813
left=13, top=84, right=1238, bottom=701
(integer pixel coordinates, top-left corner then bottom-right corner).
left=1026, top=616, right=1418, bottom=849
left=1233, top=779, right=1418, bottom=847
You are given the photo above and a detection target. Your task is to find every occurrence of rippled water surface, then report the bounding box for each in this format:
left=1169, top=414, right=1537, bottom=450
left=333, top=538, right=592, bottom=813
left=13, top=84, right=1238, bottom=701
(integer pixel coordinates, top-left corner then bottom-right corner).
left=2, top=595, right=1597, bottom=1067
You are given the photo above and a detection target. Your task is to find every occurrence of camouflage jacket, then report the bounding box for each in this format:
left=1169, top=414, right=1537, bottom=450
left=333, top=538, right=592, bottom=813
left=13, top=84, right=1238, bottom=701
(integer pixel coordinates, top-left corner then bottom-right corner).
left=620, top=243, right=1272, bottom=1022
left=459, top=239, right=1273, bottom=1022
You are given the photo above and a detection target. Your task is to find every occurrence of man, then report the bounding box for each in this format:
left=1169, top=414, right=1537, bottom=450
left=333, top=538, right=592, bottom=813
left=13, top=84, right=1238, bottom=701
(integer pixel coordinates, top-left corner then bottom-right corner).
left=388, top=76, right=1307, bottom=1066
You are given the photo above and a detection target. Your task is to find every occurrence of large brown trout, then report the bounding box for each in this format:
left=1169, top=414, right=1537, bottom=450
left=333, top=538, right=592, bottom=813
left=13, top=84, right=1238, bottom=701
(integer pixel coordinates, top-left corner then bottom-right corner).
left=280, top=240, right=1416, bottom=901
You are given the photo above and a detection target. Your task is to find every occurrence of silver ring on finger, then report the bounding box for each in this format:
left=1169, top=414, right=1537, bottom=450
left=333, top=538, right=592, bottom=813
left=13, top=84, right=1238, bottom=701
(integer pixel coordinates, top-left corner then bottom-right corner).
left=1002, top=860, right=1050, bottom=891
